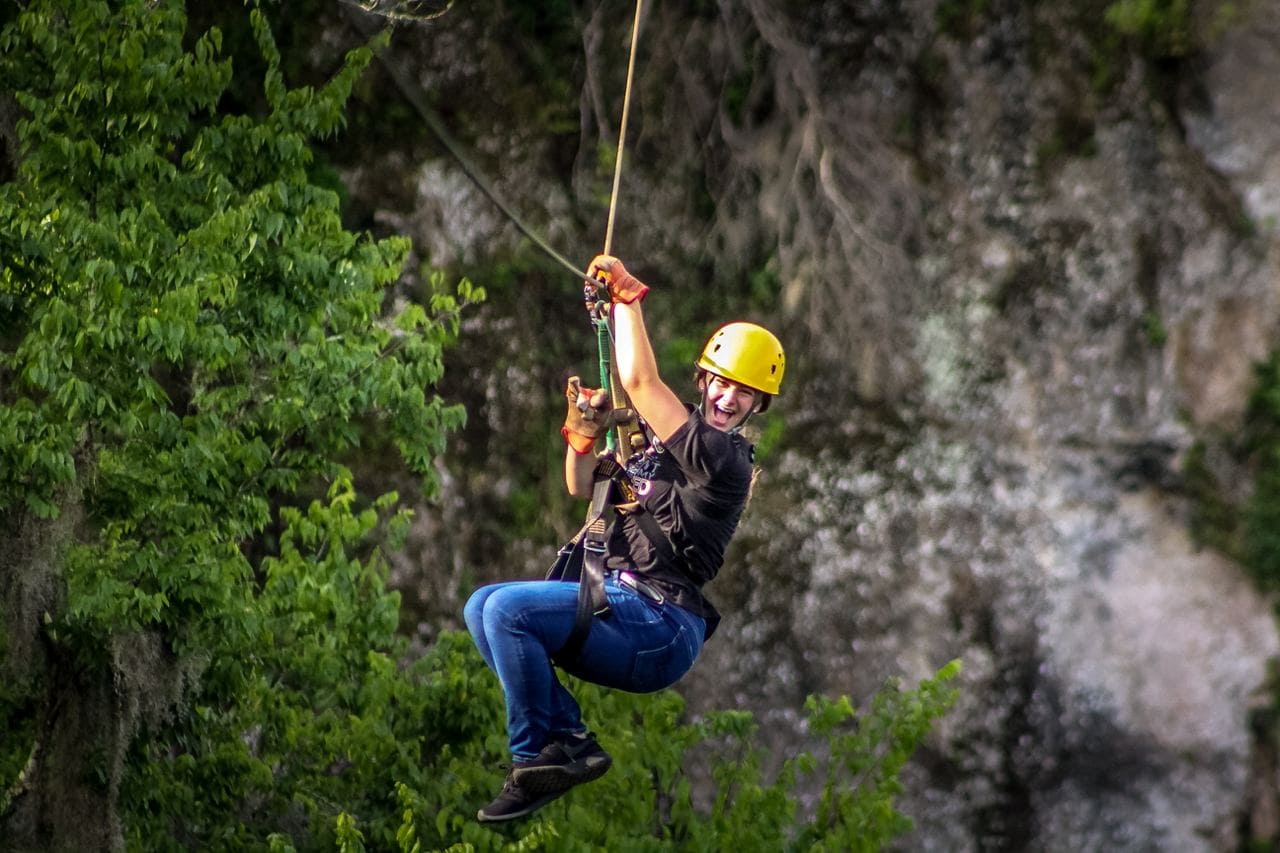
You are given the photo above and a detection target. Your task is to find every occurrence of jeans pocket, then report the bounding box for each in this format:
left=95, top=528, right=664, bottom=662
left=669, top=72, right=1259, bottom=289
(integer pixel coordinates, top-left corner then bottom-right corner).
left=629, top=626, right=695, bottom=692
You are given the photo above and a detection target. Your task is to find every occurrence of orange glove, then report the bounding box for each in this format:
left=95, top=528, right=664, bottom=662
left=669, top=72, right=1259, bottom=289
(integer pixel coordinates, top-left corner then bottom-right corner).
left=587, top=255, right=649, bottom=304
left=562, top=376, right=610, bottom=453
left=561, top=376, right=635, bottom=453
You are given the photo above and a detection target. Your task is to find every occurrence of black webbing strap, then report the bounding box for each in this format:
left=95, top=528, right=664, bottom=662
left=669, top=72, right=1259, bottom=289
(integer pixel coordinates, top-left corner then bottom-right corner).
left=550, top=456, right=622, bottom=666
left=631, top=508, right=676, bottom=566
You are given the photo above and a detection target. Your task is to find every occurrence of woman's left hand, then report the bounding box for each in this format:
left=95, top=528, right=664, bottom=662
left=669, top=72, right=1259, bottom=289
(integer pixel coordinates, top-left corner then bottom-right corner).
left=587, top=255, right=649, bottom=304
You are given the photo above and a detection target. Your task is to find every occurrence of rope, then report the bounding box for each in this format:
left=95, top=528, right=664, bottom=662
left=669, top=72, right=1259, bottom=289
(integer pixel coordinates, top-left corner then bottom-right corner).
left=597, top=0, right=645, bottom=458
left=602, top=0, right=644, bottom=257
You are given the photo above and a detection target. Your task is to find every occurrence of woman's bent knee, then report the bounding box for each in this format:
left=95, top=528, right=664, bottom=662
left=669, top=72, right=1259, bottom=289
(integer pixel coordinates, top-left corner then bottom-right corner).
left=463, top=586, right=491, bottom=629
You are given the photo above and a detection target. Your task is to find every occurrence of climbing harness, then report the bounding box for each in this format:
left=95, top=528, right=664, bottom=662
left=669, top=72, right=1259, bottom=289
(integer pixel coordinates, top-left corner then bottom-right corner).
left=545, top=455, right=622, bottom=666
left=546, top=449, right=681, bottom=667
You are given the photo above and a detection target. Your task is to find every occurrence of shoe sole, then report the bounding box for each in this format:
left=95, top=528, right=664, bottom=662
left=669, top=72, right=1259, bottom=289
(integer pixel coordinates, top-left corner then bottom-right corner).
left=511, top=753, right=613, bottom=795
left=476, top=788, right=567, bottom=823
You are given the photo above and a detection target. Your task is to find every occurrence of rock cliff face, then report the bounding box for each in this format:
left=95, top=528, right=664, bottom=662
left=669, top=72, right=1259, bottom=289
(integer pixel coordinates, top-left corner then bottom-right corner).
left=346, top=1, right=1280, bottom=848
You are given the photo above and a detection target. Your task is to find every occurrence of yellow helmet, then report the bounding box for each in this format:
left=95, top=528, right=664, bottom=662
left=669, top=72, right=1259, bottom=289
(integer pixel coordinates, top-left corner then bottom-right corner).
left=695, top=322, right=785, bottom=397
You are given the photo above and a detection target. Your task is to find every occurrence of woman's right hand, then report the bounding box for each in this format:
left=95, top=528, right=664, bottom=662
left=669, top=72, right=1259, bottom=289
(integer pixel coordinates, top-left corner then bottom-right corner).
left=561, top=376, right=609, bottom=453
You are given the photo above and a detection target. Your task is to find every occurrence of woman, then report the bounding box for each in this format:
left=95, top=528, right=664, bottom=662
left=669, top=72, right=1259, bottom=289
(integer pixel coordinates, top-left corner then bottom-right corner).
left=464, top=255, right=785, bottom=822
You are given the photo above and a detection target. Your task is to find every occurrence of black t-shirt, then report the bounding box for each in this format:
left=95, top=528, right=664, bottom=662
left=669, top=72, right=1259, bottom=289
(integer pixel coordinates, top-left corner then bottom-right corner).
left=604, top=405, right=754, bottom=638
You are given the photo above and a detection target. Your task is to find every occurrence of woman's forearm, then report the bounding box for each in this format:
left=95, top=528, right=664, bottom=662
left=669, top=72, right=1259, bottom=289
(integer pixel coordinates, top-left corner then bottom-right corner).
left=565, top=444, right=595, bottom=498
left=609, top=297, right=689, bottom=441
left=612, top=301, right=661, bottom=395
left=588, top=255, right=688, bottom=441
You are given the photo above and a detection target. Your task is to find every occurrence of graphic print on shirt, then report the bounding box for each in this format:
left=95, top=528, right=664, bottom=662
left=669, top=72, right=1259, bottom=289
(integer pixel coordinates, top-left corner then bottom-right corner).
left=625, top=438, right=663, bottom=498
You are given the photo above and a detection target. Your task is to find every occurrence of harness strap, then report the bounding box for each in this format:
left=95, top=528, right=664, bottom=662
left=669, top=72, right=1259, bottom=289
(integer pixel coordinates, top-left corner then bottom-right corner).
left=550, top=456, right=623, bottom=666
left=631, top=507, right=676, bottom=566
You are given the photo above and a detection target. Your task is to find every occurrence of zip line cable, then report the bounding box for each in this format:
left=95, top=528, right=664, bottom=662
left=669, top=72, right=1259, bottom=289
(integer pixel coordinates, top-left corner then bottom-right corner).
left=345, top=4, right=646, bottom=283
left=343, top=9, right=587, bottom=280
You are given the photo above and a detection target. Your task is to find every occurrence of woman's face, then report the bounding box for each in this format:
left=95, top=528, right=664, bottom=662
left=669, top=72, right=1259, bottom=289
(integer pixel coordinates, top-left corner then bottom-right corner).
left=702, top=373, right=759, bottom=432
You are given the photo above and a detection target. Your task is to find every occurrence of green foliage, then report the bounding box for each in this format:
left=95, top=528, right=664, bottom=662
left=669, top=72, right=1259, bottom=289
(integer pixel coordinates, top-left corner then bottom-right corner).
left=1245, top=462, right=1280, bottom=589
left=0, top=0, right=477, bottom=844
left=386, top=656, right=961, bottom=852
left=594, top=141, right=619, bottom=208
left=1183, top=442, right=1245, bottom=563
left=1141, top=312, right=1168, bottom=346
left=1227, top=345, right=1280, bottom=852
left=660, top=333, right=701, bottom=381
left=1184, top=349, right=1280, bottom=589
left=1035, top=0, right=1199, bottom=96
left=1242, top=352, right=1280, bottom=590
left=751, top=411, right=788, bottom=463
left=1090, top=0, right=1247, bottom=93
left=0, top=698, right=34, bottom=816
left=500, top=0, right=580, bottom=137
left=1104, top=0, right=1192, bottom=58
left=748, top=263, right=782, bottom=310
left=936, top=0, right=991, bottom=40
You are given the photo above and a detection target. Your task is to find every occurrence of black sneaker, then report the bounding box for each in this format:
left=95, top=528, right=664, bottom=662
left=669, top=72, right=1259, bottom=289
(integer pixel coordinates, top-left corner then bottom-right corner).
left=510, top=732, right=613, bottom=794
left=476, top=771, right=566, bottom=823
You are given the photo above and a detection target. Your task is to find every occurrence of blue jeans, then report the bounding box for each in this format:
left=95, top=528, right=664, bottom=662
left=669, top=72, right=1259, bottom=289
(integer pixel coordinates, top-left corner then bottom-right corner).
left=464, top=576, right=706, bottom=761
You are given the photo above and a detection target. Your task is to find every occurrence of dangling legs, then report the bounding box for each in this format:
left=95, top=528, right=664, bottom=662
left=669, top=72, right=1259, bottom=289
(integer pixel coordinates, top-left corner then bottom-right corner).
left=465, top=580, right=607, bottom=822
left=464, top=581, right=586, bottom=760
left=463, top=577, right=706, bottom=822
